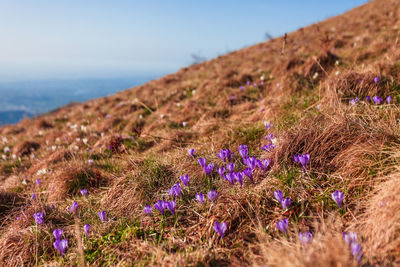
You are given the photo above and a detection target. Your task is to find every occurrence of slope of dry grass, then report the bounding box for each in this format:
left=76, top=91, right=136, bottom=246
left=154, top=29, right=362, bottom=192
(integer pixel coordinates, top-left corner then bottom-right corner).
left=1, top=0, right=400, bottom=265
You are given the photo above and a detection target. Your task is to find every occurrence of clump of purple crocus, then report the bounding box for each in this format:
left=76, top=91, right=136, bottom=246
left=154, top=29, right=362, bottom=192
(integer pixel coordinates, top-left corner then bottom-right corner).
left=143, top=205, right=152, bottom=216
left=54, top=238, right=68, bottom=257
left=188, top=148, right=195, bottom=157
left=372, top=96, right=383, bottom=104
left=80, top=189, right=87, bottom=197
left=207, top=190, right=218, bottom=202
left=180, top=175, right=190, bottom=186
left=299, top=231, right=313, bottom=245
left=213, top=221, right=227, bottom=238
left=196, top=193, right=205, bottom=204
left=33, top=212, right=44, bottom=225
left=239, top=144, right=248, bottom=159
left=67, top=201, right=79, bottom=214
left=293, top=153, right=310, bottom=172
left=217, top=149, right=233, bottom=162
left=84, top=224, right=90, bottom=236
left=98, top=211, right=107, bottom=222
left=276, top=218, right=288, bottom=233
left=331, top=190, right=344, bottom=208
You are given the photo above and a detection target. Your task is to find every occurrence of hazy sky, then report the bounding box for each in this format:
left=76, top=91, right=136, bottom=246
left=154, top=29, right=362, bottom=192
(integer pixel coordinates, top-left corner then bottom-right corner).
left=0, top=0, right=368, bottom=82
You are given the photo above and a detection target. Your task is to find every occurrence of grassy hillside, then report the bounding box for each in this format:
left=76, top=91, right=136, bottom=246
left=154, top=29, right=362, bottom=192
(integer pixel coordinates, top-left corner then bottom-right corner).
left=1, top=0, right=400, bottom=265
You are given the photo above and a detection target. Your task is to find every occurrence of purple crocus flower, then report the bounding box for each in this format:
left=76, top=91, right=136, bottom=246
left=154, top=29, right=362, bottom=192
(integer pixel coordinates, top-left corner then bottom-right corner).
left=98, top=211, right=107, bottom=222
left=31, top=193, right=36, bottom=200
left=349, top=97, right=358, bottom=105
left=167, top=200, right=176, bottom=215
left=84, top=224, right=90, bottom=236
left=243, top=168, right=253, bottom=182
left=198, top=157, right=207, bottom=168
left=214, top=221, right=227, bottom=238
left=217, top=166, right=226, bottom=178
left=53, top=229, right=63, bottom=240
left=244, top=156, right=257, bottom=170
left=387, top=95, right=392, bottom=104
left=293, top=153, right=310, bottom=172
left=80, top=189, right=87, bottom=197
left=143, top=205, right=152, bottom=216
left=246, top=81, right=251, bottom=86
left=372, top=96, right=383, bottom=104
left=258, top=159, right=271, bottom=171
left=54, top=238, right=68, bottom=257
left=253, top=83, right=257, bottom=87
left=217, top=149, right=233, bottom=162
left=154, top=200, right=166, bottom=215
left=204, top=163, right=214, bottom=175
left=239, top=86, right=244, bottom=91
left=67, top=201, right=79, bottom=214
left=276, top=218, right=288, bottom=233
left=196, top=193, right=205, bottom=204
left=36, top=179, right=41, bottom=187
left=224, top=172, right=236, bottom=185
left=351, top=242, right=363, bottom=263
left=265, top=122, right=273, bottom=129
left=274, top=190, right=283, bottom=204
left=33, top=212, right=44, bottom=225
left=299, top=232, right=313, bottom=245
left=343, top=231, right=357, bottom=244
left=207, top=190, right=218, bottom=202
left=374, top=76, right=380, bottom=84
left=168, top=183, right=182, bottom=198
left=331, top=190, right=344, bottom=208
left=88, top=159, right=93, bottom=166
left=235, top=172, right=244, bottom=187
left=188, top=148, right=195, bottom=157
left=180, top=175, right=190, bottom=186
left=226, top=162, right=235, bottom=172
left=261, top=143, right=275, bottom=152
left=239, top=144, right=248, bottom=159
left=281, top=197, right=291, bottom=209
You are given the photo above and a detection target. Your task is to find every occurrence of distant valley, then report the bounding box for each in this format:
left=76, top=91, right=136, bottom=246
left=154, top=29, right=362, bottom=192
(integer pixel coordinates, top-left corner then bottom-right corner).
left=0, top=75, right=160, bottom=125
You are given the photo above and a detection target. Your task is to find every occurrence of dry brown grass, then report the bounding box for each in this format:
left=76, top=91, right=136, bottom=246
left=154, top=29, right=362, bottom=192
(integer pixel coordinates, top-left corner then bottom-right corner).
left=1, top=0, right=400, bottom=265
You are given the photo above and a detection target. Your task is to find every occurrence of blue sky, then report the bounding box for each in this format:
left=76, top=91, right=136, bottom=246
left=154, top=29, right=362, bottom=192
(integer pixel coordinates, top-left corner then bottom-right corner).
left=0, top=0, right=368, bottom=81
